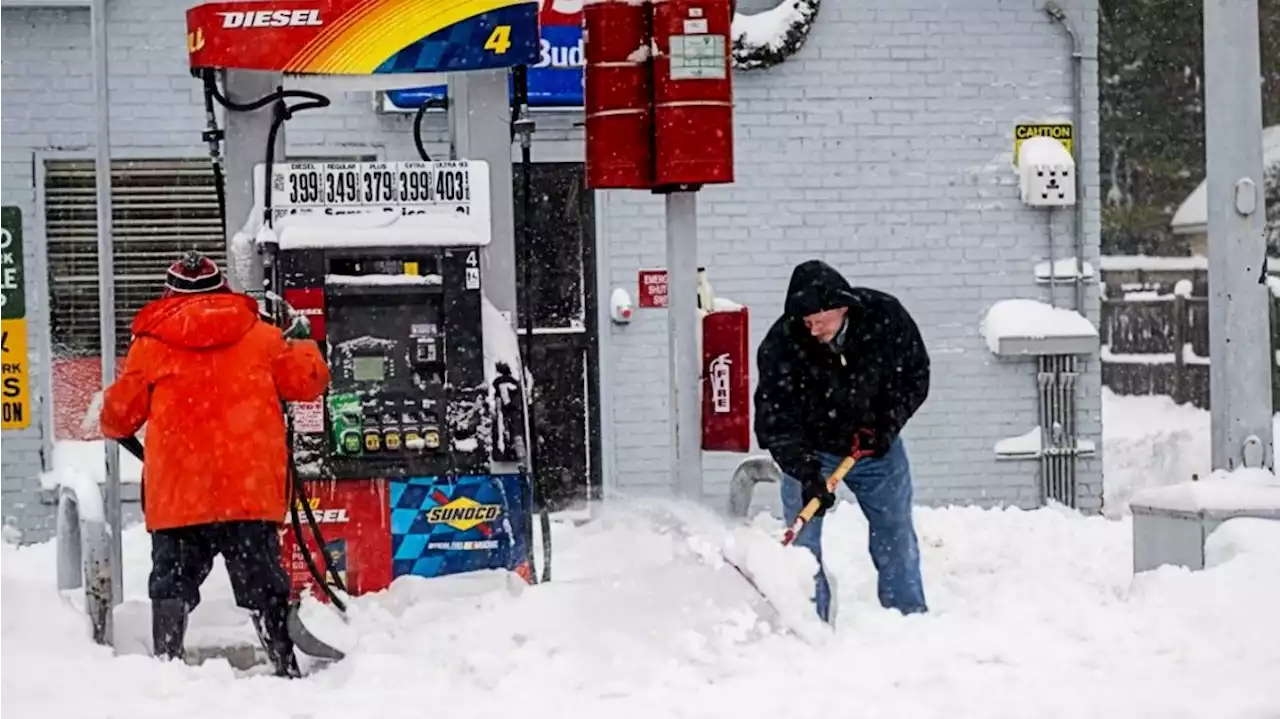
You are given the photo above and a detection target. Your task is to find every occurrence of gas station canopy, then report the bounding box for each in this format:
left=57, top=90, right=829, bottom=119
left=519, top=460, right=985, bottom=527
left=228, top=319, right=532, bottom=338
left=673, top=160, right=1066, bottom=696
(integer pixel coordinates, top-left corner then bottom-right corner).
left=186, top=0, right=540, bottom=74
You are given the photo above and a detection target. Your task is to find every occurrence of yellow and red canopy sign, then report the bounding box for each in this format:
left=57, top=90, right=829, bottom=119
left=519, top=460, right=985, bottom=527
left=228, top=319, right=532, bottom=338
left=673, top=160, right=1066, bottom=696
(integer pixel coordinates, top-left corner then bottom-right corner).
left=186, top=0, right=539, bottom=75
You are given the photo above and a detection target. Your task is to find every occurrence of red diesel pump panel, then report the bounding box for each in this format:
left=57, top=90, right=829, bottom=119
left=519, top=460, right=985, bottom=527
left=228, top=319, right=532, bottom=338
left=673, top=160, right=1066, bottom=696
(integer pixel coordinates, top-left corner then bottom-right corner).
left=279, top=478, right=393, bottom=600
left=186, top=0, right=539, bottom=74
left=651, top=0, right=735, bottom=187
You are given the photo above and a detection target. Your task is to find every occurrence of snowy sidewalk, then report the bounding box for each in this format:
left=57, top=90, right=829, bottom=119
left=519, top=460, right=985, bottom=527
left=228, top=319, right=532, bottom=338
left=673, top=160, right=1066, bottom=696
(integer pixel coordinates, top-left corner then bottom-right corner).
left=4, top=496, right=1280, bottom=719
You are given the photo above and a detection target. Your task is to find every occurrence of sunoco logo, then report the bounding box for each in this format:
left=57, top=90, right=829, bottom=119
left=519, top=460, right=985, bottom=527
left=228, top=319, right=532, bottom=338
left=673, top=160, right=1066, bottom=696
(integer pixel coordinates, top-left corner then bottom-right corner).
left=426, top=497, right=501, bottom=531
left=219, top=9, right=323, bottom=28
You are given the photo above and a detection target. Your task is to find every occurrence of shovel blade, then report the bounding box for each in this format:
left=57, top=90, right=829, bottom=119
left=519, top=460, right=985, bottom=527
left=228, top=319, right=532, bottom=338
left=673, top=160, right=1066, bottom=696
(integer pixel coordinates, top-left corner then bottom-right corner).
left=287, top=601, right=348, bottom=661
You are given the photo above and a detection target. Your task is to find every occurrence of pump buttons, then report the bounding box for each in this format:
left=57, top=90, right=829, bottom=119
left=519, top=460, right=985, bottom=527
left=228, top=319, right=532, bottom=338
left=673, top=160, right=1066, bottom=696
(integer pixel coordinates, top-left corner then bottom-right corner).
left=364, top=430, right=382, bottom=452
left=384, top=430, right=402, bottom=451
left=423, top=426, right=441, bottom=450
left=340, top=430, right=363, bottom=456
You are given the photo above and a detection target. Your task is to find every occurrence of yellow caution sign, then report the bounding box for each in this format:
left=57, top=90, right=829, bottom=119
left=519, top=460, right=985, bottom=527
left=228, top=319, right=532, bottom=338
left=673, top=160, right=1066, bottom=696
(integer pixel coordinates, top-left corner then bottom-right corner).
left=1014, top=123, right=1073, bottom=166
left=0, top=317, right=30, bottom=427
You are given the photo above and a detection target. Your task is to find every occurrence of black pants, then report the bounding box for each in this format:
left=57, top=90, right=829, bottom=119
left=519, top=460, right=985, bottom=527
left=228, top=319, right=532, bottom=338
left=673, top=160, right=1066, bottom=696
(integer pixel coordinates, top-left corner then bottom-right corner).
left=149, top=520, right=291, bottom=613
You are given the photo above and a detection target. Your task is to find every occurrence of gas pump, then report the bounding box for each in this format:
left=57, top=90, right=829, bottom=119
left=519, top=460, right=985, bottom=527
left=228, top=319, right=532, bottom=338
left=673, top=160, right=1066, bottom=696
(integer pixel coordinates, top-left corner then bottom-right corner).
left=182, top=0, right=547, bottom=617
left=259, top=166, right=536, bottom=595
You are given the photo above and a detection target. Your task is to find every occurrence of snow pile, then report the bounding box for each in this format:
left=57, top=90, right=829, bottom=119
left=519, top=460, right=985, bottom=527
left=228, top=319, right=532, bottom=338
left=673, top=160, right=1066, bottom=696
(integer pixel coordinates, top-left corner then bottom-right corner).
left=5, top=497, right=1280, bottom=717
left=1100, top=388, right=1280, bottom=517
left=1129, top=466, right=1280, bottom=513
left=980, top=298, right=1098, bottom=353
left=40, top=439, right=144, bottom=489
left=1204, top=517, right=1280, bottom=568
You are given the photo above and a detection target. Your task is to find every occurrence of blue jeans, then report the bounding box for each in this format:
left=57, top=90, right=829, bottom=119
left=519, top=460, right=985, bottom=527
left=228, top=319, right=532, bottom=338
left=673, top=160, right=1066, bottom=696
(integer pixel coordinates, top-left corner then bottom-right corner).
left=780, top=438, right=927, bottom=623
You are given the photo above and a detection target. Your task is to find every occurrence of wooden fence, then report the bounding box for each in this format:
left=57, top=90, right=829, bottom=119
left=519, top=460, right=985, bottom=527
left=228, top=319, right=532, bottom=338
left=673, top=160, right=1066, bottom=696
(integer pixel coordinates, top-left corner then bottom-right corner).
left=1100, top=288, right=1280, bottom=409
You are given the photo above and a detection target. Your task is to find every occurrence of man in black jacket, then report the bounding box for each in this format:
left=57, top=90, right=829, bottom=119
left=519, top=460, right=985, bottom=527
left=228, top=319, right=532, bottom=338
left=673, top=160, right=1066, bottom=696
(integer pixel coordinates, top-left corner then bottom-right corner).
left=754, top=260, right=930, bottom=623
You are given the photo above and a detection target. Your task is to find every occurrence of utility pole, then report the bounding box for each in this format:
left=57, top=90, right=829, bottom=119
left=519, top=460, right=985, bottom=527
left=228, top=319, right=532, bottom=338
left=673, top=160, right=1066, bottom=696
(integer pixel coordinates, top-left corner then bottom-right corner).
left=1203, top=0, right=1272, bottom=472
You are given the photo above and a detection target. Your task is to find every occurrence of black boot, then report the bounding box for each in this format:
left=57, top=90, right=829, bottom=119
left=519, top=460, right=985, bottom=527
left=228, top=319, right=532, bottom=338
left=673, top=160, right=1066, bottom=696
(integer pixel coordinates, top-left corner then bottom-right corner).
left=152, top=598, right=188, bottom=663
left=252, top=603, right=302, bottom=678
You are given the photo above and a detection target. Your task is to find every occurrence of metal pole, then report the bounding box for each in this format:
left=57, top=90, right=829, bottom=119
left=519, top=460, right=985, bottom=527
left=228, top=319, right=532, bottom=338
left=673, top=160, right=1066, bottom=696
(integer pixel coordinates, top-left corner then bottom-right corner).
left=1204, top=0, right=1272, bottom=471
left=222, top=69, right=284, bottom=296
left=665, top=191, right=703, bottom=500
left=90, top=0, right=123, bottom=614
left=448, top=69, right=518, bottom=319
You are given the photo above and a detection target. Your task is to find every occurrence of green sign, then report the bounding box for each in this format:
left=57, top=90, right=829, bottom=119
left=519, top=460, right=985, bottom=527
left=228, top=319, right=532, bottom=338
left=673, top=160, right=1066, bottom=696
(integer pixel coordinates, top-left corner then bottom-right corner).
left=1, top=207, right=22, bottom=320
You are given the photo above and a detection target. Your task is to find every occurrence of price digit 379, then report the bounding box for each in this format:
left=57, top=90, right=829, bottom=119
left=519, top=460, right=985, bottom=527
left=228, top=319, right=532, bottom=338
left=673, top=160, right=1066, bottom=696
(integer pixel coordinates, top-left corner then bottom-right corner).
left=364, top=170, right=394, bottom=203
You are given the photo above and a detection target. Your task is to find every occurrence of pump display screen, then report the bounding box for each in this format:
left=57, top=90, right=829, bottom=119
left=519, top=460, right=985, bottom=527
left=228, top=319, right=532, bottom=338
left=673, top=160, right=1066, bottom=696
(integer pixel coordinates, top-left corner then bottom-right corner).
left=352, top=355, right=386, bottom=382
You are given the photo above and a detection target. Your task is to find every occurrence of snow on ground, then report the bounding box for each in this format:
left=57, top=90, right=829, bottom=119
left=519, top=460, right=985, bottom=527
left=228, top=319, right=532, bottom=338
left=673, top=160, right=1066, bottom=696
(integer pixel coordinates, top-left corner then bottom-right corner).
left=6, top=389, right=1280, bottom=718
left=5, top=492, right=1280, bottom=719
left=1099, top=388, right=1280, bottom=517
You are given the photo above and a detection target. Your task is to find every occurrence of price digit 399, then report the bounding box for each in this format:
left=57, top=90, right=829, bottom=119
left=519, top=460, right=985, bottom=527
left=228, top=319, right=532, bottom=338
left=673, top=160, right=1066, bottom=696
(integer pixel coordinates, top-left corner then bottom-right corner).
left=288, top=170, right=322, bottom=205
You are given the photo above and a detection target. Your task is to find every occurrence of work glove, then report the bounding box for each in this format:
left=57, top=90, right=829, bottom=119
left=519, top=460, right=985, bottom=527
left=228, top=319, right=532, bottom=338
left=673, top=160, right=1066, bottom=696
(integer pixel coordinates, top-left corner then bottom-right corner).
left=851, top=427, right=884, bottom=460
left=800, top=471, right=836, bottom=517
left=283, top=314, right=312, bottom=340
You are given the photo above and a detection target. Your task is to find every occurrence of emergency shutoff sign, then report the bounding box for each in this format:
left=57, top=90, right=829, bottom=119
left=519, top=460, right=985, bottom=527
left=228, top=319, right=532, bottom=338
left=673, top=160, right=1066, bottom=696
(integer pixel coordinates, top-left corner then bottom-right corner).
left=638, top=269, right=668, bottom=308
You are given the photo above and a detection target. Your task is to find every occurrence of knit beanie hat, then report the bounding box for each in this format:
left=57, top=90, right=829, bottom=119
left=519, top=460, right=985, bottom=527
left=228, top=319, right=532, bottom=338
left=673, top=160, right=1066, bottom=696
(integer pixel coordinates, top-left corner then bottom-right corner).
left=163, top=250, right=228, bottom=298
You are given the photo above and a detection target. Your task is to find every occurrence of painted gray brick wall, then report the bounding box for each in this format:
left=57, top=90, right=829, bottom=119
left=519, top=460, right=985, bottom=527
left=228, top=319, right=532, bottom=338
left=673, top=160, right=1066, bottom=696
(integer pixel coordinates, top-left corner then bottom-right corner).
left=595, top=0, right=1103, bottom=511
left=1, top=0, right=1103, bottom=541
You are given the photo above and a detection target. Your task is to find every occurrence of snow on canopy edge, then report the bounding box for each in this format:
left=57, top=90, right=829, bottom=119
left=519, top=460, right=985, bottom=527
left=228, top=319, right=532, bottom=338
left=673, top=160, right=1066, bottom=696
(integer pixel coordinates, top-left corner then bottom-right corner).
left=1130, top=467, right=1280, bottom=514
left=979, top=298, right=1099, bottom=354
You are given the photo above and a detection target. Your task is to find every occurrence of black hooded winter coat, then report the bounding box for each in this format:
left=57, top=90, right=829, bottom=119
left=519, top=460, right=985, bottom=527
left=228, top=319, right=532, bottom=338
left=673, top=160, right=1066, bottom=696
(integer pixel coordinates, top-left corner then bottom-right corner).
left=753, top=260, right=930, bottom=484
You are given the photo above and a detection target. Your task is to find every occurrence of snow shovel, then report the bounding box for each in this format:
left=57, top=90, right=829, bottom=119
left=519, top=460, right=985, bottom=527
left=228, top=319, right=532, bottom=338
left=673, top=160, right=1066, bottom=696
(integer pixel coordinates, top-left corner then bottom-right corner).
left=716, top=453, right=858, bottom=643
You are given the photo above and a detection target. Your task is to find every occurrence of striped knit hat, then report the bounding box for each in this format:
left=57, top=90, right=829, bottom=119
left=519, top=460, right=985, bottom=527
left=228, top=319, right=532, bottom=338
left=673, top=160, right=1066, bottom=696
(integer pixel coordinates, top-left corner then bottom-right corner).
left=163, top=250, right=228, bottom=298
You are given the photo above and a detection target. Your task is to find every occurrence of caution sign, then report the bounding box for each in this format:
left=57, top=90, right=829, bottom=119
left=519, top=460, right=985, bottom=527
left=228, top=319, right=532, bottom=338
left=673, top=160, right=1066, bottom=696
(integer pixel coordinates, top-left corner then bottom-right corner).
left=1014, top=123, right=1073, bottom=166
left=2, top=206, right=30, bottom=430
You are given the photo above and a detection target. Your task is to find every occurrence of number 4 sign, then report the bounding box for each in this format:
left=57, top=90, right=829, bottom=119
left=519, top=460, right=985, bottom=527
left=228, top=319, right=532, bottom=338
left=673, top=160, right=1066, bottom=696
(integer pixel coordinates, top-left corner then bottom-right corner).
left=464, top=250, right=481, bottom=290
left=485, top=25, right=512, bottom=54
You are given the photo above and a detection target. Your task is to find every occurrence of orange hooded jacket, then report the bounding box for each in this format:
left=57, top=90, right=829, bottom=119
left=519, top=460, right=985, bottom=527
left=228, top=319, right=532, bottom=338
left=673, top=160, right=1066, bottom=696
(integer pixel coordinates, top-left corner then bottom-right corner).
left=99, top=292, right=330, bottom=531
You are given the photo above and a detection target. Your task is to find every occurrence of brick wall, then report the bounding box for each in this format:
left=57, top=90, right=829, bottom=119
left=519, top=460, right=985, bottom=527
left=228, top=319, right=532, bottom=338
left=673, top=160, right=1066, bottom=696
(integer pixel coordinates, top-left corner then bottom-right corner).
left=595, top=0, right=1103, bottom=510
left=0, top=0, right=1103, bottom=540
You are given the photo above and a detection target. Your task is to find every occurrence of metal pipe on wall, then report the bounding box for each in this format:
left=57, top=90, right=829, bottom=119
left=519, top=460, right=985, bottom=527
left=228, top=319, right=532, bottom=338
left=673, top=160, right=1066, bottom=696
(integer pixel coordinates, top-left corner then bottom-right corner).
left=1045, top=2, right=1087, bottom=312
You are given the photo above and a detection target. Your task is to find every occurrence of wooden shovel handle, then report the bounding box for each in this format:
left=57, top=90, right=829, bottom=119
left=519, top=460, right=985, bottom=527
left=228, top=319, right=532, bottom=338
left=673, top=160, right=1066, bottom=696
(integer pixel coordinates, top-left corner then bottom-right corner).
left=781, top=455, right=857, bottom=546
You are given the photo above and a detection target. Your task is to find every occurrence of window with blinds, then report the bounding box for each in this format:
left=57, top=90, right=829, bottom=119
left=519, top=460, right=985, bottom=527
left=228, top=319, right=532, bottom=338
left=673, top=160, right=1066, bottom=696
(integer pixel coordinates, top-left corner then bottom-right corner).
left=43, top=154, right=372, bottom=358
left=44, top=158, right=224, bottom=358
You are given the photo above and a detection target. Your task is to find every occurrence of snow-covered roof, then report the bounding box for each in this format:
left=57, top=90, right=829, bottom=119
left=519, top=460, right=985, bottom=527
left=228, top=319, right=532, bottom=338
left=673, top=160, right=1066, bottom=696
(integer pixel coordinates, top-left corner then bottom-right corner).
left=1170, top=124, right=1280, bottom=234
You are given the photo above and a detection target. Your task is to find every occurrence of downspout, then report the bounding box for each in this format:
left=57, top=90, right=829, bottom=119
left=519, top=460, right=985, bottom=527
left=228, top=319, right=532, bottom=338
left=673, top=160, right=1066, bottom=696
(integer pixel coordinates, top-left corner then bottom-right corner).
left=1045, top=2, right=1087, bottom=312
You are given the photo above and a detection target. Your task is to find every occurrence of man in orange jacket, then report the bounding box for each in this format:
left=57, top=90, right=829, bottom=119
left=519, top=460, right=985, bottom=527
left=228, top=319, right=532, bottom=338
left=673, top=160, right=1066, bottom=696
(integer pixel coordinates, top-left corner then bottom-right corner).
left=100, top=251, right=330, bottom=678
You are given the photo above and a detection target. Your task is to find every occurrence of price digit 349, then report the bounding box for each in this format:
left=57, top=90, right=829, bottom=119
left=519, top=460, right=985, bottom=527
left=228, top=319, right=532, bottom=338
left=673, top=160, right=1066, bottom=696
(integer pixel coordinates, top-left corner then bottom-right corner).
left=326, top=170, right=358, bottom=204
